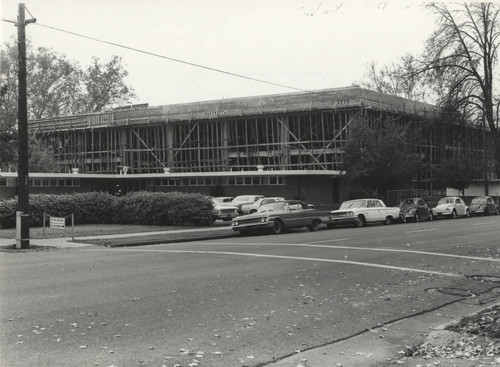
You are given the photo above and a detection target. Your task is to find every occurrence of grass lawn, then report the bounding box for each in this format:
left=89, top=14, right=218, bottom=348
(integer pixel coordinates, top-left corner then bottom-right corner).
left=0, top=223, right=197, bottom=239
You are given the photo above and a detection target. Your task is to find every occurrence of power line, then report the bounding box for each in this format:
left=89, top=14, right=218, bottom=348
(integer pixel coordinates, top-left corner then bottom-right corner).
left=34, top=22, right=316, bottom=94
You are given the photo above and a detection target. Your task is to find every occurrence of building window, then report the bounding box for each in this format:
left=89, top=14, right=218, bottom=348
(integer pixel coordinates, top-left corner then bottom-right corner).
left=57, top=178, right=80, bottom=187
left=153, top=175, right=285, bottom=186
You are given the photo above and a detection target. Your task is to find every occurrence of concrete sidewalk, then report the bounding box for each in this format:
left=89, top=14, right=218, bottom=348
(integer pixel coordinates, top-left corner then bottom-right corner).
left=268, top=298, right=500, bottom=367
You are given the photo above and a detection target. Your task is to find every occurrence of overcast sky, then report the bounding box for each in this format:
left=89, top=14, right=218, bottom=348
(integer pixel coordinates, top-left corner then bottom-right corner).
left=1, top=0, right=437, bottom=107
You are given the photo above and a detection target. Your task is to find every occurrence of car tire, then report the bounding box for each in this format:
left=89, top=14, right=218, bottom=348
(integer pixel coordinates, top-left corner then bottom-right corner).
left=308, top=220, right=321, bottom=231
left=250, top=209, right=257, bottom=214
left=383, top=216, right=393, bottom=225
left=355, top=215, right=365, bottom=227
left=465, top=209, right=470, bottom=218
left=451, top=210, right=457, bottom=219
left=272, top=219, right=285, bottom=234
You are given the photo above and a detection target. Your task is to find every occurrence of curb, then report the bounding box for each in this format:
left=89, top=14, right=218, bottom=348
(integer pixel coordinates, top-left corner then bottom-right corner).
left=266, top=297, right=500, bottom=367
left=79, top=230, right=236, bottom=247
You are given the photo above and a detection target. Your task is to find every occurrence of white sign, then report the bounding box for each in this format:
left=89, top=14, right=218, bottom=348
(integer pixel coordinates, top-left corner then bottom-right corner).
left=50, top=217, right=65, bottom=229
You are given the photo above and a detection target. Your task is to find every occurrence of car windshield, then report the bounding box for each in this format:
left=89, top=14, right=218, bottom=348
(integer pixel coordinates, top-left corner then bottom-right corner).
left=471, top=197, right=487, bottom=204
left=257, top=202, right=287, bottom=212
left=340, top=200, right=366, bottom=209
left=438, top=198, right=454, bottom=205
left=232, top=196, right=253, bottom=202
left=213, top=197, right=230, bottom=203
left=401, top=199, right=415, bottom=205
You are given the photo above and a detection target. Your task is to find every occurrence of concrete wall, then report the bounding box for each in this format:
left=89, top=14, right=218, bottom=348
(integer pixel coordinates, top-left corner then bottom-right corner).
left=446, top=181, right=500, bottom=199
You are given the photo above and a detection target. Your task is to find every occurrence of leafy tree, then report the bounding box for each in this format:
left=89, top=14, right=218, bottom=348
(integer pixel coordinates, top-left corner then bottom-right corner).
left=27, top=47, right=82, bottom=119
left=28, top=136, right=60, bottom=173
left=435, top=156, right=482, bottom=196
left=78, top=56, right=136, bottom=113
left=0, top=39, right=136, bottom=171
left=341, top=118, right=424, bottom=198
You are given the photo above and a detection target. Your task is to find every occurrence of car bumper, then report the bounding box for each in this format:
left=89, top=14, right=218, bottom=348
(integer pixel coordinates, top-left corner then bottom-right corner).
left=432, top=211, right=453, bottom=217
left=401, top=213, right=417, bottom=220
left=213, top=213, right=238, bottom=220
left=469, top=209, right=485, bottom=215
left=232, top=222, right=274, bottom=232
left=329, top=216, right=357, bottom=225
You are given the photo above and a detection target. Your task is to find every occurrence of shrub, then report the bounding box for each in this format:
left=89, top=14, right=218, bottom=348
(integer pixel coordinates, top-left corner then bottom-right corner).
left=0, top=198, right=17, bottom=228
left=113, top=191, right=212, bottom=226
left=0, top=191, right=213, bottom=228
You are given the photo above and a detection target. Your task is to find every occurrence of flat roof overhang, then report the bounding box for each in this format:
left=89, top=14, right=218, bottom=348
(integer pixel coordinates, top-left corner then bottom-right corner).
left=0, top=170, right=344, bottom=179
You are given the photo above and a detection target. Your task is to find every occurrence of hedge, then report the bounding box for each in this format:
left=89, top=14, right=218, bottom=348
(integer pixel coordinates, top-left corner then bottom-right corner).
left=0, top=191, right=213, bottom=229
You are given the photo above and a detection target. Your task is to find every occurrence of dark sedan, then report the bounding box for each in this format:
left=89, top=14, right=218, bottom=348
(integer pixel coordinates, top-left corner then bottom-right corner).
left=399, top=198, right=434, bottom=222
left=232, top=200, right=329, bottom=235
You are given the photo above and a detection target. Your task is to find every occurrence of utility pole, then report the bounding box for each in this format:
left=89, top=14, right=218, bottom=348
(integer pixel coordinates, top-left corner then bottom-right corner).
left=16, top=3, right=36, bottom=249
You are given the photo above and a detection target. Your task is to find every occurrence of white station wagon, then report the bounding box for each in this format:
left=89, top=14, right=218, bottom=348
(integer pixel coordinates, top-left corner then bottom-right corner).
left=329, top=198, right=401, bottom=228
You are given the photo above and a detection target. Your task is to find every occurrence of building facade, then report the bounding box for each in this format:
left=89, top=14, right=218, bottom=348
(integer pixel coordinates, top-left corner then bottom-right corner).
left=1, top=86, right=492, bottom=205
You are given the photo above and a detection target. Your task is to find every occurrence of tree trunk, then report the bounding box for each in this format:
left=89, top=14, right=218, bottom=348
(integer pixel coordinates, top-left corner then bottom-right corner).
left=494, top=133, right=500, bottom=177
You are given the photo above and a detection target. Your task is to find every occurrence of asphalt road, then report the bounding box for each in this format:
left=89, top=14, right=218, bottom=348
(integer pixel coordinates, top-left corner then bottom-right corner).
left=1, top=215, right=499, bottom=367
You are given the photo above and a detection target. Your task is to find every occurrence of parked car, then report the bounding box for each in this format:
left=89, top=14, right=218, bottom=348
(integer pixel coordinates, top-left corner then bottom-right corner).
left=469, top=196, right=499, bottom=216
left=242, top=197, right=286, bottom=214
left=232, top=200, right=330, bottom=235
left=399, top=198, right=434, bottom=222
left=211, top=197, right=239, bottom=221
left=432, top=197, right=470, bottom=219
left=329, top=198, right=401, bottom=228
left=231, top=195, right=265, bottom=213
left=212, top=196, right=234, bottom=204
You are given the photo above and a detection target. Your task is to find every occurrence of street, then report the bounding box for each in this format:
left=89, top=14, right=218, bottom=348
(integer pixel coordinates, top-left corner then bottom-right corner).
left=1, top=216, right=499, bottom=367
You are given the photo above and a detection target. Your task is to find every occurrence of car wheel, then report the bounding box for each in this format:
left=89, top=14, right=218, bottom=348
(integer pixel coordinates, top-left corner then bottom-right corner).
left=451, top=210, right=457, bottom=219
left=355, top=215, right=365, bottom=227
left=308, top=220, right=320, bottom=231
left=414, top=213, right=420, bottom=223
left=272, top=219, right=285, bottom=234
left=465, top=209, right=470, bottom=218
left=250, top=209, right=257, bottom=214
left=383, top=216, right=393, bottom=225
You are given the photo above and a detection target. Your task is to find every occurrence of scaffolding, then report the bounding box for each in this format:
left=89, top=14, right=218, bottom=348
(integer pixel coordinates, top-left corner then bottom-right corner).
left=29, top=87, right=492, bottom=191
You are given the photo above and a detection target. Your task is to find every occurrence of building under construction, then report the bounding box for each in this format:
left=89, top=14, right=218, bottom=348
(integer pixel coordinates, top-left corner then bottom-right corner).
left=17, top=86, right=490, bottom=205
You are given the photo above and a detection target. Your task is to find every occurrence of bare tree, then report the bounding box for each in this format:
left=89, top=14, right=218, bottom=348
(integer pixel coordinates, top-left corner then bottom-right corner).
left=421, top=2, right=500, bottom=174
left=360, top=54, right=436, bottom=103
